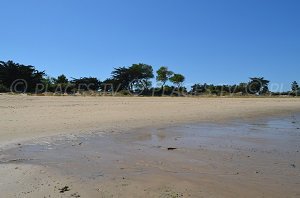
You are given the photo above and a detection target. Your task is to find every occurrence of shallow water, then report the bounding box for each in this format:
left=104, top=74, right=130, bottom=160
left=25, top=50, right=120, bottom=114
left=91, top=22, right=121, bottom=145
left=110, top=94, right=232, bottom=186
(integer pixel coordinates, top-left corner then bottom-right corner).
left=1, top=114, right=300, bottom=173
left=1, top=113, right=300, bottom=197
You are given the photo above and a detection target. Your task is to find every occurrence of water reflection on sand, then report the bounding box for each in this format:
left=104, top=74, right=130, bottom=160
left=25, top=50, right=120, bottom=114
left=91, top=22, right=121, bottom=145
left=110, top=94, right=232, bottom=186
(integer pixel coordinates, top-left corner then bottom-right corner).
left=1, top=114, right=300, bottom=197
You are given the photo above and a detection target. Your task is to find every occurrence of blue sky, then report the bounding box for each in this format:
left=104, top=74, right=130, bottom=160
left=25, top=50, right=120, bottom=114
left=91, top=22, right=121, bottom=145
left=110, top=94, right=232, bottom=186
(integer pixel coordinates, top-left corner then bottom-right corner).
left=1, top=0, right=299, bottom=91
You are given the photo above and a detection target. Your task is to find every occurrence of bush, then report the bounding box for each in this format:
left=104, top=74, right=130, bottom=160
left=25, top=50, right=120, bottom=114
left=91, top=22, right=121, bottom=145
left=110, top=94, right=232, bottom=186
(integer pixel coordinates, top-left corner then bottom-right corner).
left=117, top=90, right=131, bottom=96
left=0, top=84, right=9, bottom=92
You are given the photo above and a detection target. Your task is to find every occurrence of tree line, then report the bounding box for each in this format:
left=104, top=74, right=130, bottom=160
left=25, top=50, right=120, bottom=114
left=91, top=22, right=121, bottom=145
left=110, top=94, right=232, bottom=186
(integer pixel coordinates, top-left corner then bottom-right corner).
left=0, top=60, right=299, bottom=96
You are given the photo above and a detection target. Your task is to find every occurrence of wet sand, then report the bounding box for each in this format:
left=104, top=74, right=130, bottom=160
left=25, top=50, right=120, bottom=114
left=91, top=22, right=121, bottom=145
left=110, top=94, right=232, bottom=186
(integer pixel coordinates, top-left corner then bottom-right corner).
left=1, top=95, right=300, bottom=147
left=1, top=113, right=300, bottom=197
left=1, top=96, right=300, bottom=197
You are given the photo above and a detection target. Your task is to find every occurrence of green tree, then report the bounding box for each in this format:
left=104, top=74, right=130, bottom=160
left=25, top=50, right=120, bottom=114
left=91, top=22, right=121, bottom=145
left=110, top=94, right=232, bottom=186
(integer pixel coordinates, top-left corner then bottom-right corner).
left=247, top=77, right=269, bottom=95
left=190, top=84, right=206, bottom=95
left=111, top=67, right=132, bottom=90
left=40, top=76, right=56, bottom=93
left=0, top=84, right=9, bottom=92
left=0, top=60, right=45, bottom=92
left=291, top=81, right=299, bottom=96
left=291, top=81, right=299, bottom=91
left=55, top=74, right=68, bottom=84
left=129, top=63, right=154, bottom=80
left=53, top=74, right=70, bottom=93
left=129, top=63, right=153, bottom=93
left=110, top=63, right=154, bottom=92
left=100, top=78, right=121, bottom=93
left=71, top=77, right=101, bottom=91
left=156, top=66, right=173, bottom=88
left=236, top=83, right=248, bottom=94
left=169, top=73, right=185, bottom=88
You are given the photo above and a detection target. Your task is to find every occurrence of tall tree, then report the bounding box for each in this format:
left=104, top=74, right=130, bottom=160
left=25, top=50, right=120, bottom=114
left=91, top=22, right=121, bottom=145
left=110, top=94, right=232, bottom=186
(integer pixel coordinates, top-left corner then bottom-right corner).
left=0, top=60, right=45, bottom=92
left=291, top=81, right=299, bottom=92
left=156, top=66, right=173, bottom=89
left=291, top=81, right=300, bottom=96
left=129, top=63, right=154, bottom=80
left=110, top=63, right=154, bottom=92
left=247, top=77, right=269, bottom=95
left=128, top=63, right=154, bottom=91
left=111, top=67, right=132, bottom=90
left=52, top=74, right=70, bottom=93
left=169, top=73, right=185, bottom=88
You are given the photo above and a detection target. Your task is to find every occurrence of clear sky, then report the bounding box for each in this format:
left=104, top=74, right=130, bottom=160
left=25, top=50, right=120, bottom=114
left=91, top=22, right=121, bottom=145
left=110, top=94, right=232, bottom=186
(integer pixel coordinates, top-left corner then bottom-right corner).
left=1, top=0, right=299, bottom=91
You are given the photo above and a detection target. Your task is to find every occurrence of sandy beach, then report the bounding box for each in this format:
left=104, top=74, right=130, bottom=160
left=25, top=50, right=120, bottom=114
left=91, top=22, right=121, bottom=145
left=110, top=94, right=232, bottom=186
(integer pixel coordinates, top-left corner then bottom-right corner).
left=1, top=95, right=300, bottom=197
left=1, top=95, right=300, bottom=146
left=2, top=0, right=299, bottom=196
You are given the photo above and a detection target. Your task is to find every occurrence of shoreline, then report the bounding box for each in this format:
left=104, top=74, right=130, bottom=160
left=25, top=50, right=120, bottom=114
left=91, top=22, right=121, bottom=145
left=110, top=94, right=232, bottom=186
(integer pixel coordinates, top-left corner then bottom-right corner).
left=1, top=95, right=300, bottom=148
left=1, top=110, right=299, bottom=151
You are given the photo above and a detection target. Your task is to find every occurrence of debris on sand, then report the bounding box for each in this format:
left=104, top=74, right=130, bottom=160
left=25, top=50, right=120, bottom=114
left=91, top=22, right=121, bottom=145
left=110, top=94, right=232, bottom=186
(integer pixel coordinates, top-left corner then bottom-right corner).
left=59, top=186, right=70, bottom=193
left=71, top=192, right=80, bottom=197
left=290, top=164, right=296, bottom=168
left=0, top=158, right=33, bottom=164
left=167, top=147, right=177, bottom=150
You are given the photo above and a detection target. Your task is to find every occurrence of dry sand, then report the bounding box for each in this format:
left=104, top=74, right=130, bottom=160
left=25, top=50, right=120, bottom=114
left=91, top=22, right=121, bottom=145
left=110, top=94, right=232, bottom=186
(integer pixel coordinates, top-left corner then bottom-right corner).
left=1, top=95, right=300, bottom=197
left=1, top=95, right=300, bottom=146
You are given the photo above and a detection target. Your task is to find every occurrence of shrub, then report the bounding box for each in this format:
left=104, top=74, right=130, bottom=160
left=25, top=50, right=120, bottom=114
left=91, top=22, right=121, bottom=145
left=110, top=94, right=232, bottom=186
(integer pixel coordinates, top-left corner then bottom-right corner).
left=0, top=84, right=9, bottom=92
